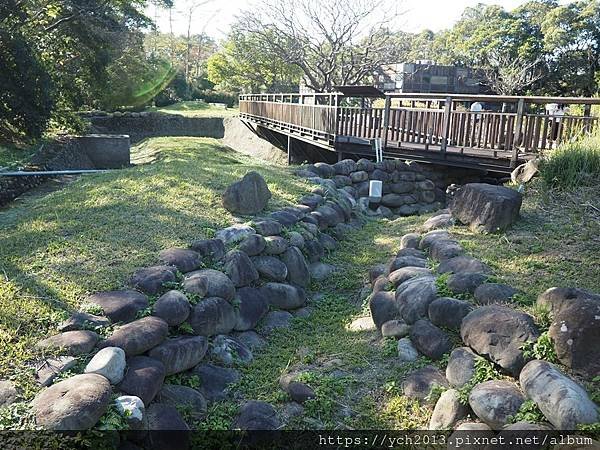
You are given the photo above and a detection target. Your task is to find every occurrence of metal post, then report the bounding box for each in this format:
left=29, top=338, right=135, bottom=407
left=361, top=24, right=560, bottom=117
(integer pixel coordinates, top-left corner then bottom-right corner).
left=440, top=96, right=452, bottom=156
left=511, top=98, right=525, bottom=169
left=382, top=95, right=391, bottom=149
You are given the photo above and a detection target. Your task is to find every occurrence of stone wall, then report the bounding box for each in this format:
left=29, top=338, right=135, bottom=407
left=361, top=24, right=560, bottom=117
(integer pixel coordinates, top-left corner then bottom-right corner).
left=296, top=158, right=443, bottom=216
left=86, top=112, right=224, bottom=143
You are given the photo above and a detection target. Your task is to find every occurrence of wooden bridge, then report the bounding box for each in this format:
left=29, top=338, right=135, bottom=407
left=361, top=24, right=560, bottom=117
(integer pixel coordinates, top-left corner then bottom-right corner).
left=239, top=89, right=600, bottom=173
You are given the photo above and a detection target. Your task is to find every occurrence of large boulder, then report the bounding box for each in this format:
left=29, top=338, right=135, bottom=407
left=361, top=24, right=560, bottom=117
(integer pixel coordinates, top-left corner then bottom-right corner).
left=253, top=219, right=282, bottom=236
left=446, top=272, right=489, bottom=294
left=148, top=336, right=209, bottom=375
left=429, top=239, right=464, bottom=261
left=33, top=374, right=111, bottom=430
left=280, top=246, right=310, bottom=287
left=158, top=248, right=202, bottom=273
left=84, top=290, right=148, bottom=323
left=99, top=316, right=169, bottom=356
left=461, top=305, right=539, bottom=375
left=369, top=291, right=401, bottom=330
left=84, top=347, right=126, bottom=384
left=190, top=238, right=226, bottom=261
left=192, top=363, right=240, bottom=402
left=429, top=389, right=469, bottom=430
left=233, top=401, right=281, bottom=430
left=222, top=171, right=271, bottom=214
left=215, top=224, right=256, bottom=245
left=388, top=267, right=431, bottom=287
left=402, top=366, right=448, bottom=401
left=260, top=282, right=306, bottom=310
left=224, top=250, right=259, bottom=287
left=251, top=256, right=288, bottom=282
left=234, top=287, right=269, bottom=331
left=474, top=283, right=518, bottom=305
left=210, top=335, right=253, bottom=366
left=155, top=385, right=207, bottom=420
left=260, top=310, right=294, bottom=334
left=449, top=183, right=523, bottom=233
left=446, top=347, right=477, bottom=388
left=395, top=276, right=437, bottom=324
left=117, top=356, right=165, bottom=406
left=145, top=404, right=190, bottom=449
left=129, top=266, right=177, bottom=295
left=428, top=297, right=472, bottom=330
left=537, top=287, right=600, bottom=377
left=519, top=360, right=598, bottom=429
left=0, top=381, right=17, bottom=408
left=36, top=330, right=99, bottom=356
left=238, top=234, right=267, bottom=256
left=511, top=158, right=539, bottom=184
left=188, top=297, right=236, bottom=336
left=409, top=319, right=452, bottom=360
left=153, top=290, right=190, bottom=326
left=58, top=312, right=110, bottom=332
left=468, top=380, right=525, bottom=429
left=182, top=269, right=235, bottom=301
left=438, top=256, right=491, bottom=274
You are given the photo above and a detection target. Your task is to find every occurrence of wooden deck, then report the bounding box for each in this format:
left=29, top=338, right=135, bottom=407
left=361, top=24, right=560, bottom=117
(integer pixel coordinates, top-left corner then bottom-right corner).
left=239, top=92, right=600, bottom=173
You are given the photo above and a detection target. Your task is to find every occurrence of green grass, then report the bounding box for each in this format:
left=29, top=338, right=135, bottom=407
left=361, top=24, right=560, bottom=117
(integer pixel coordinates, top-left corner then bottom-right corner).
left=145, top=101, right=238, bottom=118
left=0, top=142, right=40, bottom=169
left=0, top=137, right=308, bottom=397
left=540, top=130, right=600, bottom=189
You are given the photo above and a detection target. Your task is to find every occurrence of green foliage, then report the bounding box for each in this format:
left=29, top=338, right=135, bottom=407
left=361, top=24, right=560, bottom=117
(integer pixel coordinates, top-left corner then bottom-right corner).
left=457, top=357, right=501, bottom=405
left=177, top=321, right=195, bottom=335
left=521, top=331, right=558, bottom=363
left=164, top=373, right=201, bottom=390
left=425, top=383, right=448, bottom=404
left=381, top=338, right=398, bottom=358
left=96, top=399, right=130, bottom=431
left=509, top=399, right=545, bottom=424
left=540, top=131, right=600, bottom=189
left=434, top=272, right=472, bottom=301
left=0, top=402, right=37, bottom=430
left=196, top=402, right=238, bottom=430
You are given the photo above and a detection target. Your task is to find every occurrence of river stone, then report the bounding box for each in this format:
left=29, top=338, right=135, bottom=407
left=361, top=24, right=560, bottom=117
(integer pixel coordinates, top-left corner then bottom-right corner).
left=468, top=380, right=525, bottom=429
left=303, top=239, right=324, bottom=263
left=260, top=310, right=294, bottom=334
left=519, top=360, right=599, bottom=429
left=114, top=395, right=145, bottom=430
left=99, top=317, right=168, bottom=356
left=370, top=291, right=401, bottom=330
left=281, top=246, right=310, bottom=287
left=419, top=230, right=451, bottom=250
left=156, top=385, right=207, bottom=420
left=438, top=256, right=492, bottom=275
left=210, top=335, right=253, bottom=366
left=397, top=337, right=419, bottom=363
left=33, top=374, right=111, bottom=430
left=270, top=210, right=299, bottom=227
left=152, top=290, right=190, bottom=326
left=158, top=248, right=202, bottom=273
left=428, top=297, right=473, bottom=330
left=446, top=347, right=477, bottom=388
left=58, top=312, right=110, bottom=332
left=473, top=283, right=517, bottom=305
left=381, top=193, right=417, bottom=208
left=389, top=255, right=427, bottom=273
left=232, top=330, right=267, bottom=351
left=192, top=363, right=240, bottom=402
left=402, top=366, right=448, bottom=401
left=183, top=269, right=235, bottom=301
left=260, top=282, right=306, bottom=310
left=429, top=239, right=464, bottom=261
left=449, top=183, right=523, bottom=233
left=263, top=236, right=289, bottom=255
left=251, top=256, right=288, bottom=282
left=145, top=404, right=189, bottom=449
left=333, top=158, right=357, bottom=175
left=429, top=389, right=469, bottom=430
left=461, top=305, right=539, bottom=375
left=410, top=319, right=452, bottom=360
left=312, top=162, right=335, bottom=178
left=372, top=275, right=390, bottom=293
left=148, top=336, right=208, bottom=375
left=396, top=247, right=426, bottom=259
left=400, top=233, right=421, bottom=249
left=84, top=347, right=126, bottom=384
left=0, top=381, right=17, bottom=408
left=308, top=262, right=334, bottom=281
left=84, top=290, right=149, bottom=323
left=188, top=297, right=236, bottom=336
left=319, top=233, right=338, bottom=251
left=224, top=250, right=259, bottom=287
left=446, top=272, right=489, bottom=294
left=222, top=171, right=271, bottom=214
left=388, top=267, right=431, bottom=287
left=395, top=276, right=438, bottom=324
left=129, top=266, right=177, bottom=295
left=233, top=401, right=281, bottom=430
left=538, top=287, right=600, bottom=377
left=350, top=170, right=368, bottom=183
left=381, top=319, right=410, bottom=338
left=233, top=287, right=269, bottom=331
left=36, top=330, right=99, bottom=356
left=189, top=238, right=225, bottom=261
left=238, top=234, right=266, bottom=256
left=215, top=224, right=256, bottom=245
left=253, top=219, right=282, bottom=236
left=117, top=356, right=165, bottom=406
left=286, top=382, right=316, bottom=404
left=34, top=356, right=77, bottom=387
left=347, top=316, right=376, bottom=332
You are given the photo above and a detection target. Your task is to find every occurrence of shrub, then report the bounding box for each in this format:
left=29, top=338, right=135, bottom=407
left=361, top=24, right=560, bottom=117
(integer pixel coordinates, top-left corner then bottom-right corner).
left=540, top=131, right=600, bottom=189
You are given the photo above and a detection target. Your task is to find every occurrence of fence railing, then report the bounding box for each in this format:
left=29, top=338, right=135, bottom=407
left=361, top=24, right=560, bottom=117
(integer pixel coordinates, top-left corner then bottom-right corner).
left=239, top=92, right=600, bottom=167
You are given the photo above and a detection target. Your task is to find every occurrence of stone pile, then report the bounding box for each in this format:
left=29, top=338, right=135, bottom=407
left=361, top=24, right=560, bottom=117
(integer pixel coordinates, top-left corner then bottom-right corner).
left=296, top=159, right=443, bottom=217
left=365, top=209, right=599, bottom=432
left=20, top=170, right=368, bottom=446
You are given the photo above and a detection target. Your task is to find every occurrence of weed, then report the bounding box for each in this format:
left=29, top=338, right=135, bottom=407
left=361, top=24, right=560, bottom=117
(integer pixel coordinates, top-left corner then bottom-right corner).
left=508, top=399, right=545, bottom=424
left=425, top=383, right=448, bottom=404
left=457, top=357, right=501, bottom=405
left=381, top=338, right=398, bottom=358
left=165, top=373, right=201, bottom=389
left=95, top=398, right=131, bottom=431
left=520, top=331, right=558, bottom=363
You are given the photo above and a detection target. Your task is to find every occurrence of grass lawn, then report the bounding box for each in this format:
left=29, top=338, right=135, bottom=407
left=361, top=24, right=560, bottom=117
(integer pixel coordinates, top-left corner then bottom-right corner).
left=0, top=142, right=40, bottom=170
left=145, top=101, right=238, bottom=118
left=0, top=137, right=308, bottom=398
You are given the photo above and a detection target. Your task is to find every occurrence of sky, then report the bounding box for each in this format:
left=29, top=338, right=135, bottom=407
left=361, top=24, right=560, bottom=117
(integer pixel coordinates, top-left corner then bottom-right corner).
left=147, top=0, right=531, bottom=40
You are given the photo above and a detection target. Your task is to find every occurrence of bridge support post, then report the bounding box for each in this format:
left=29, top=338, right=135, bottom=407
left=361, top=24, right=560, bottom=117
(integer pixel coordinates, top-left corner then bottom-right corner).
left=511, top=98, right=525, bottom=169
left=382, top=96, right=391, bottom=149
left=440, top=96, right=452, bottom=157
left=287, top=135, right=292, bottom=166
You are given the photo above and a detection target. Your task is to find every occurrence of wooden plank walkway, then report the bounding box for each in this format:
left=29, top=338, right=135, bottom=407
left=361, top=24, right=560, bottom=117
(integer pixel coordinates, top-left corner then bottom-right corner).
left=239, top=92, right=600, bottom=173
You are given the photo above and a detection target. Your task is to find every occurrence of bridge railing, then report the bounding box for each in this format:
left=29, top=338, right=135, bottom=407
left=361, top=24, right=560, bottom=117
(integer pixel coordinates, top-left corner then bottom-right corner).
left=240, top=92, right=600, bottom=167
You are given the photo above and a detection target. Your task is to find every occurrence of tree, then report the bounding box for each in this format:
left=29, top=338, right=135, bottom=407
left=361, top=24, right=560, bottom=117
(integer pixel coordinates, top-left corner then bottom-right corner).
left=480, top=52, right=543, bottom=95
left=235, top=0, right=402, bottom=92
